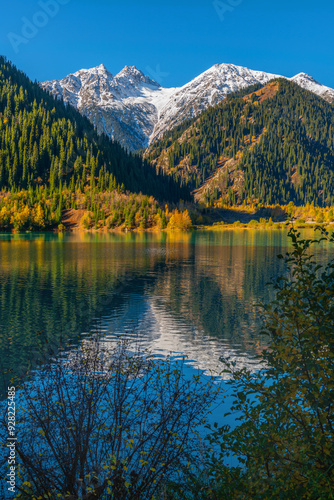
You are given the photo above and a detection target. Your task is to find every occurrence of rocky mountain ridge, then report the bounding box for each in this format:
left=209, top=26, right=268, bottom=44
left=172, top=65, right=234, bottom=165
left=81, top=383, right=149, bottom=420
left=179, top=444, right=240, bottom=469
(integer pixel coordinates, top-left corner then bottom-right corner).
left=40, top=63, right=334, bottom=152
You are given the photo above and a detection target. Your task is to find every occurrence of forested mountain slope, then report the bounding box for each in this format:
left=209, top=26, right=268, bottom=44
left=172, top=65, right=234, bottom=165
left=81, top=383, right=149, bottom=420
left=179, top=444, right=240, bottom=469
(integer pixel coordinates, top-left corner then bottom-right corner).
left=145, top=80, right=334, bottom=206
left=0, top=56, right=188, bottom=203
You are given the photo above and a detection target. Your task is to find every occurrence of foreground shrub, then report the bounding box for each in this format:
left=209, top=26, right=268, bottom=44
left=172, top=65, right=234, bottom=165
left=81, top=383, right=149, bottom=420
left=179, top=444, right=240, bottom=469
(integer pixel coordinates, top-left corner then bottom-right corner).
left=0, top=338, right=220, bottom=499
left=209, top=228, right=334, bottom=499
left=169, top=227, right=334, bottom=499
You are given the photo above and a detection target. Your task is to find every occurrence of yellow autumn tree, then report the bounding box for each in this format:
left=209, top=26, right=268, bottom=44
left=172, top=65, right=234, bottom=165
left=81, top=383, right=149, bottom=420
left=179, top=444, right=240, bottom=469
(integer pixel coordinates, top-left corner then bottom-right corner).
left=33, top=204, right=45, bottom=229
left=152, top=213, right=163, bottom=230
left=167, top=209, right=192, bottom=231
left=0, top=206, right=10, bottom=229
left=10, top=204, right=31, bottom=231
left=80, top=213, right=91, bottom=230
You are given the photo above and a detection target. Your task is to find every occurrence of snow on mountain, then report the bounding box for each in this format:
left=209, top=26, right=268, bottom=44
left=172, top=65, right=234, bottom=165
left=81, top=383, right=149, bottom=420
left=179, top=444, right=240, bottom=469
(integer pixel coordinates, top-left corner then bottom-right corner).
left=40, top=64, right=334, bottom=152
left=149, top=64, right=282, bottom=144
left=290, top=73, right=334, bottom=103
left=41, top=64, right=176, bottom=151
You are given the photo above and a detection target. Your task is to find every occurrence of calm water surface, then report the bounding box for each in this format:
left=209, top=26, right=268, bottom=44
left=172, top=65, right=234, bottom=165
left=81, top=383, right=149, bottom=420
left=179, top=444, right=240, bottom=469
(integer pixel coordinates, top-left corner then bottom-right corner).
left=0, top=228, right=332, bottom=395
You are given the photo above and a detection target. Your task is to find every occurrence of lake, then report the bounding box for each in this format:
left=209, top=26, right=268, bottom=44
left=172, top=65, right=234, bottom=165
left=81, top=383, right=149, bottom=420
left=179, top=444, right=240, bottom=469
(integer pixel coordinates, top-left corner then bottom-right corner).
left=0, top=228, right=328, bottom=394
left=1, top=225, right=334, bottom=489
left=3, top=227, right=328, bottom=397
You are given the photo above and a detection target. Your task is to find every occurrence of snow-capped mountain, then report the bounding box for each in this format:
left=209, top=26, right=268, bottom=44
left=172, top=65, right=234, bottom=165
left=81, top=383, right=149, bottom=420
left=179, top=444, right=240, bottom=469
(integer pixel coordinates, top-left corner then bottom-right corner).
left=40, top=64, right=334, bottom=152
left=149, top=64, right=281, bottom=144
left=41, top=64, right=176, bottom=152
left=290, top=73, right=334, bottom=103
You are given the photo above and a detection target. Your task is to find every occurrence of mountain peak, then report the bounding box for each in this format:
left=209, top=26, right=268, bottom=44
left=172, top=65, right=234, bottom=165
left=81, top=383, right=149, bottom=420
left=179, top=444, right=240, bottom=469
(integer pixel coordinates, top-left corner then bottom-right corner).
left=121, top=65, right=139, bottom=73
left=92, top=63, right=112, bottom=76
left=116, top=65, right=143, bottom=78
left=96, top=63, right=108, bottom=71
left=73, top=63, right=112, bottom=78
left=115, top=65, right=160, bottom=87
left=292, top=73, right=320, bottom=85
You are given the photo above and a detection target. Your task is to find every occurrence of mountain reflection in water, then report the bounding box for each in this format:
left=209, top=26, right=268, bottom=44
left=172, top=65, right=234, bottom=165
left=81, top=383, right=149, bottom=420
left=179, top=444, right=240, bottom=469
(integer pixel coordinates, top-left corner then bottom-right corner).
left=1, top=228, right=329, bottom=393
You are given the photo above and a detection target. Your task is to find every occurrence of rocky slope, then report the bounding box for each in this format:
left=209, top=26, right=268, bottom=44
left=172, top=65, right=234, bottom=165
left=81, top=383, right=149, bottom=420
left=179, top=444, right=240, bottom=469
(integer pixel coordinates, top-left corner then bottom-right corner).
left=40, top=64, right=334, bottom=152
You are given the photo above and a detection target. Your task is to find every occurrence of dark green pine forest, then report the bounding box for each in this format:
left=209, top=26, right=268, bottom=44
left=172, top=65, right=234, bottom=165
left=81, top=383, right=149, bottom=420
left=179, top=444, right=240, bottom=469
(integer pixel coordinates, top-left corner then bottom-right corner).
left=0, top=56, right=189, bottom=202
left=146, top=79, right=334, bottom=206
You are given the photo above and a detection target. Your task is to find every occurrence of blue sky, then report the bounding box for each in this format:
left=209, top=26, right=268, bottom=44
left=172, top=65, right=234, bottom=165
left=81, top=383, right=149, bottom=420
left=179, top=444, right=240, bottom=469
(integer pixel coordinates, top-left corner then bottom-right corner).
left=1, top=0, right=334, bottom=88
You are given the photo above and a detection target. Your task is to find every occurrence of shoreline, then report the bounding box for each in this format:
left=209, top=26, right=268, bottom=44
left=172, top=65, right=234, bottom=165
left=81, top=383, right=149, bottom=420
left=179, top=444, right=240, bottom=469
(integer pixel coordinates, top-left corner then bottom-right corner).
left=1, top=220, right=331, bottom=236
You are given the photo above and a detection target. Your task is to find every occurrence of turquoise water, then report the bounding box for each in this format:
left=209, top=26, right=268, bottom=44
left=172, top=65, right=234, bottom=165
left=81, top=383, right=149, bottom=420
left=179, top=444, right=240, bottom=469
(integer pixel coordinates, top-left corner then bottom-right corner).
left=0, top=228, right=332, bottom=394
